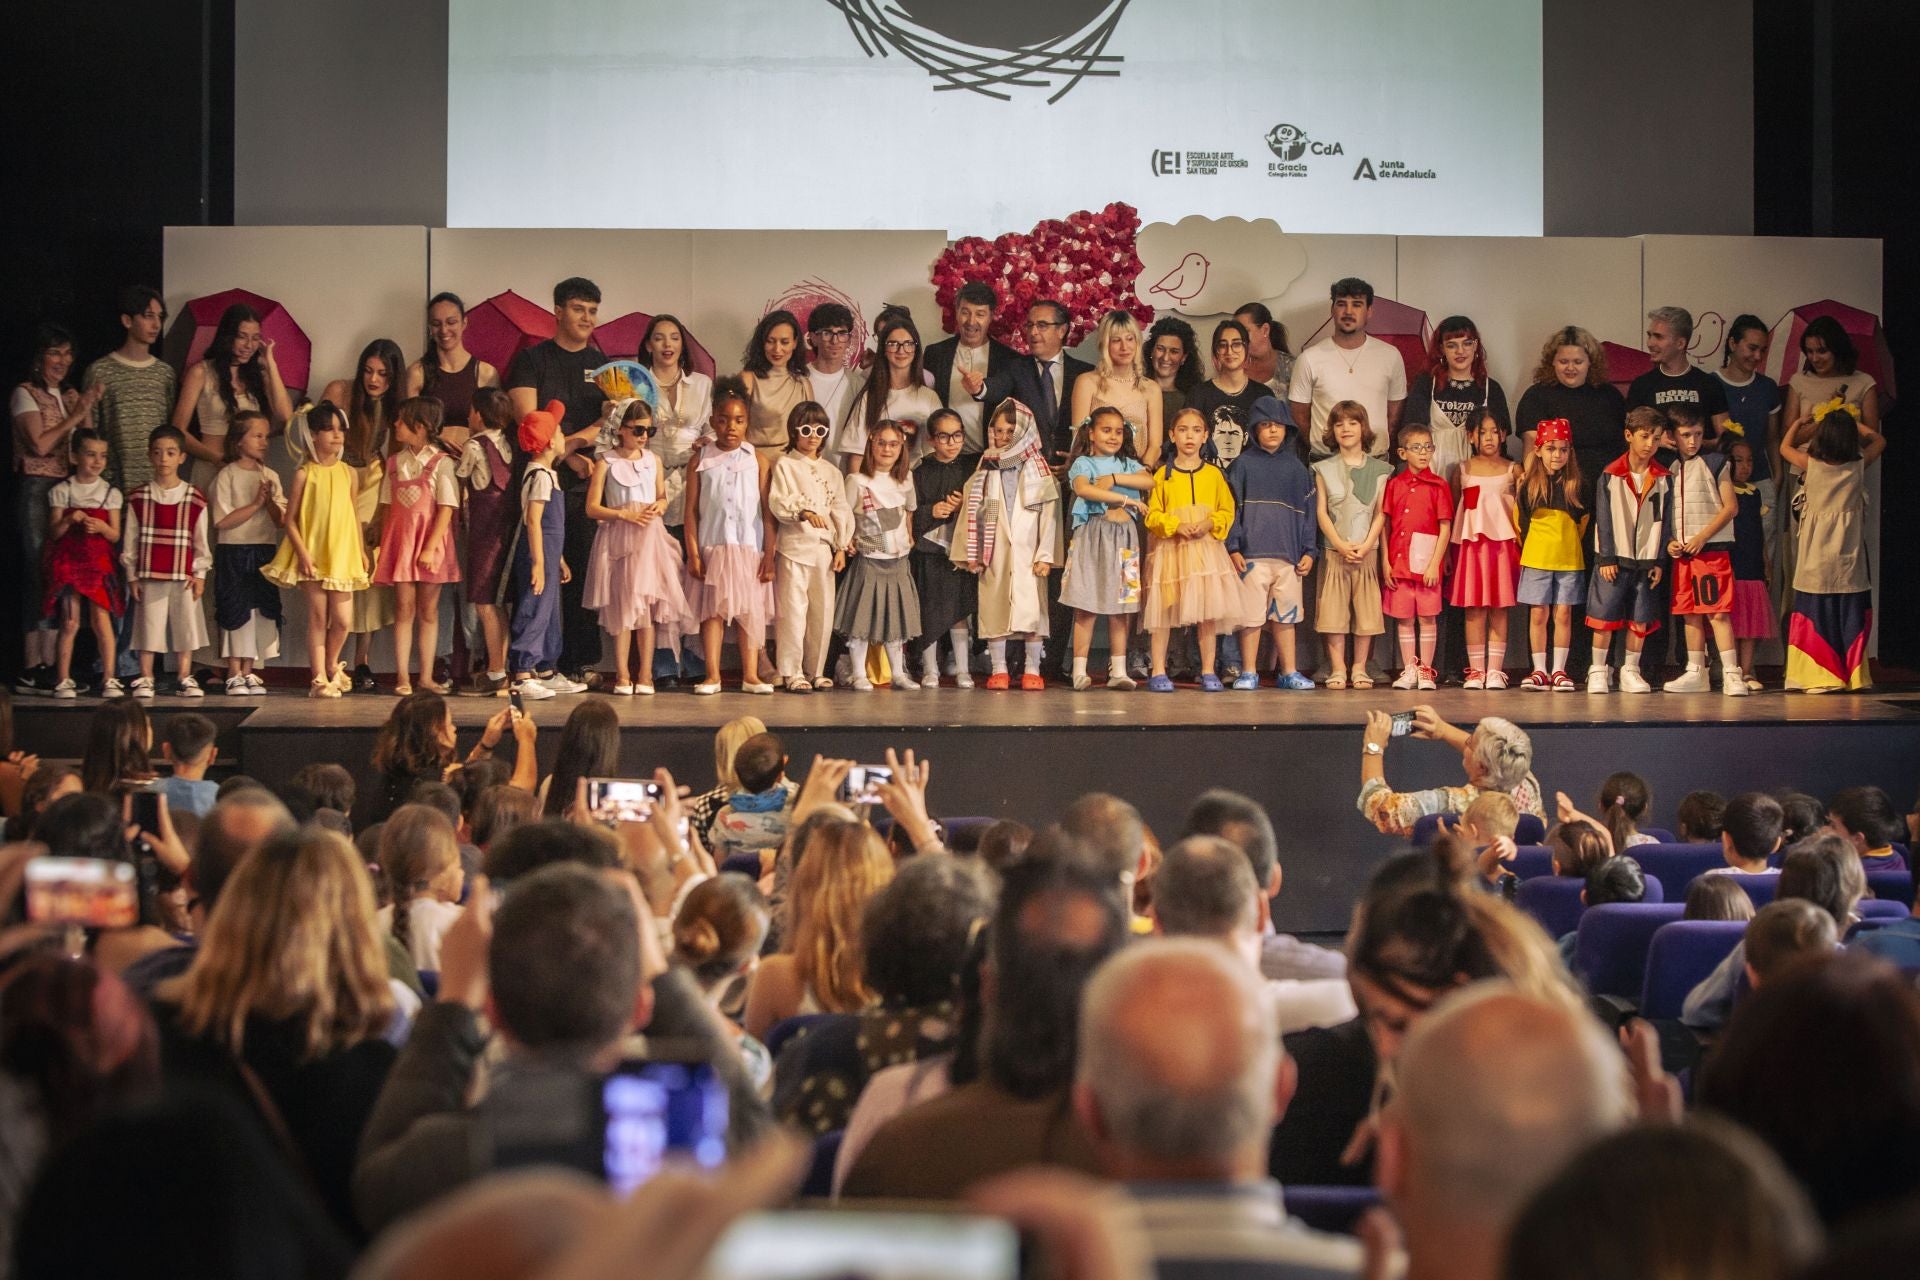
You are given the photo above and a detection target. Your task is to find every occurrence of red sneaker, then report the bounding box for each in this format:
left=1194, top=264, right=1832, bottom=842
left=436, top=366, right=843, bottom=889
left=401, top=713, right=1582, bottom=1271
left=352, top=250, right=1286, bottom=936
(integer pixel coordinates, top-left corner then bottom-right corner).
left=1518, top=669, right=1551, bottom=691
left=984, top=672, right=1011, bottom=690
left=1020, top=672, right=1046, bottom=691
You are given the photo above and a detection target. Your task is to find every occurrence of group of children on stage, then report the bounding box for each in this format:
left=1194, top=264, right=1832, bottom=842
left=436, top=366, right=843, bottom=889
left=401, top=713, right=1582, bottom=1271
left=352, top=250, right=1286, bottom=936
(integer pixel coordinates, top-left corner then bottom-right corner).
left=36, top=372, right=1866, bottom=699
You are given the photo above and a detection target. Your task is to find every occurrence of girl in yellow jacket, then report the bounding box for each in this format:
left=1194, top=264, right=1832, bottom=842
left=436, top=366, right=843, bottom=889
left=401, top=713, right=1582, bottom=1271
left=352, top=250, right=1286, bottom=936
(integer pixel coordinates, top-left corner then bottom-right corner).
left=1144, top=406, right=1240, bottom=692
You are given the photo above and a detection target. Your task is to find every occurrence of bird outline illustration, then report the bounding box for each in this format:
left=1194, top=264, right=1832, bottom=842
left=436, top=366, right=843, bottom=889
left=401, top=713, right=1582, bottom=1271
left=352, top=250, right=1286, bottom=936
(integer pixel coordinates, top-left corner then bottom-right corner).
left=1148, top=251, right=1210, bottom=306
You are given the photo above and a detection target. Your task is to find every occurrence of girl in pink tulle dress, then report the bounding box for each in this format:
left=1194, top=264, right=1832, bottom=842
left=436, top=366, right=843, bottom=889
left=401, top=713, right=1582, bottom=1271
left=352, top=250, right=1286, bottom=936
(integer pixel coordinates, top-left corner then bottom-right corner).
left=373, top=396, right=462, bottom=694
left=683, top=377, right=777, bottom=695
left=585, top=400, right=691, bottom=695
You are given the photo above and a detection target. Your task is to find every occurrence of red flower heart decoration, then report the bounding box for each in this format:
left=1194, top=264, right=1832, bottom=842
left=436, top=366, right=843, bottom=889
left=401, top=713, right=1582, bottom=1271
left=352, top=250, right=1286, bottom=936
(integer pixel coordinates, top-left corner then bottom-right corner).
left=931, top=202, right=1155, bottom=352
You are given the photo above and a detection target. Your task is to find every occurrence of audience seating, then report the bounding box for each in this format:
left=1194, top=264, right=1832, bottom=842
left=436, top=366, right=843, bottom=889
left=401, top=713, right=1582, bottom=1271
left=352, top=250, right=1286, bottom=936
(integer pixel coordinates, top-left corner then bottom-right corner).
left=1867, top=868, right=1915, bottom=906
left=1515, top=874, right=1665, bottom=941
left=719, top=853, right=762, bottom=878
left=762, top=1012, right=846, bottom=1060
left=1630, top=844, right=1728, bottom=900
left=1283, top=1185, right=1381, bottom=1236
left=1639, top=921, right=1747, bottom=1020
left=1410, top=811, right=1546, bottom=847
left=1572, top=903, right=1685, bottom=998
left=1858, top=898, right=1908, bottom=922
left=802, top=1130, right=843, bottom=1199
left=937, top=816, right=997, bottom=850
left=1641, top=828, right=1676, bottom=844
left=1509, top=845, right=1554, bottom=880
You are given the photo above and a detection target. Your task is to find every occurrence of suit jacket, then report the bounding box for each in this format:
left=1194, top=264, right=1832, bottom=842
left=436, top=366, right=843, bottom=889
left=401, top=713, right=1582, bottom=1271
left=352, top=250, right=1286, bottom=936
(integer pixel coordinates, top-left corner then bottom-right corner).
left=924, top=336, right=1020, bottom=408
left=983, top=351, right=1095, bottom=459
left=839, top=1080, right=1098, bottom=1200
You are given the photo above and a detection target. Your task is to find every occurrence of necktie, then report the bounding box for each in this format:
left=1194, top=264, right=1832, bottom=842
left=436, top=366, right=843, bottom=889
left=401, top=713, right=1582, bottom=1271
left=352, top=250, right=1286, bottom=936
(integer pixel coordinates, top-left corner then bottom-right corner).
left=1039, top=358, right=1057, bottom=423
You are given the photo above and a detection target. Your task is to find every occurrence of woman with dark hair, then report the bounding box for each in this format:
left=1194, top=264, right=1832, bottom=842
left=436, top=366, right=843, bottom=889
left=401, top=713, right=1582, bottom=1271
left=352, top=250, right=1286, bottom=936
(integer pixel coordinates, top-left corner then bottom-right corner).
left=739, top=309, right=813, bottom=456
left=1145, top=316, right=1202, bottom=424
left=14, top=325, right=99, bottom=679
left=362, top=692, right=532, bottom=826
left=1404, top=315, right=1512, bottom=485
left=321, top=338, right=408, bottom=690
left=641, top=314, right=713, bottom=532
left=1776, top=314, right=1881, bottom=617
left=837, top=312, right=941, bottom=465
left=1716, top=313, right=1782, bottom=480
left=79, top=700, right=154, bottom=796
left=539, top=699, right=620, bottom=817
left=404, top=292, right=498, bottom=439
left=0, top=956, right=161, bottom=1265
left=171, top=304, right=293, bottom=492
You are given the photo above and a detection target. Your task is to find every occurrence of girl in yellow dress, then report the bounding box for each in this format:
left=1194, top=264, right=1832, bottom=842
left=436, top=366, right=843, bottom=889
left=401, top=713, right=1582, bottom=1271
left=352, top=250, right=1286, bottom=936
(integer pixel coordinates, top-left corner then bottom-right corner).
left=265, top=402, right=371, bottom=697
left=1144, top=406, right=1240, bottom=691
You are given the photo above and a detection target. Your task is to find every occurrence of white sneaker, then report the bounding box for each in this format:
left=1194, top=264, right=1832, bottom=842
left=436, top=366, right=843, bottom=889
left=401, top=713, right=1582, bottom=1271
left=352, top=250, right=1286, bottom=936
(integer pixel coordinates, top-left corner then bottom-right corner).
left=1071, top=672, right=1093, bottom=691
left=1392, top=665, right=1420, bottom=690
left=52, top=679, right=77, bottom=699
left=131, top=676, right=156, bottom=699
left=1664, top=666, right=1710, bottom=693
left=851, top=677, right=874, bottom=692
left=101, top=678, right=126, bottom=699
left=176, top=676, right=205, bottom=698
left=1723, top=669, right=1751, bottom=697
left=244, top=673, right=267, bottom=695
left=954, top=672, right=975, bottom=689
left=694, top=681, right=722, bottom=696
left=1587, top=666, right=1612, bottom=694
left=542, top=673, right=588, bottom=694
left=891, top=673, right=920, bottom=690
left=226, top=675, right=250, bottom=695
left=1619, top=667, right=1652, bottom=694
left=612, top=683, right=636, bottom=695
left=515, top=675, right=557, bottom=700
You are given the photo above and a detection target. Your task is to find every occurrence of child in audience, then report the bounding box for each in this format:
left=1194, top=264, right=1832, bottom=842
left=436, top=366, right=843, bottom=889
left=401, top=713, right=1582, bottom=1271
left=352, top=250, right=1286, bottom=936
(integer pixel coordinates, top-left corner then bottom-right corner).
left=379, top=803, right=465, bottom=970
left=1712, top=792, right=1784, bottom=875
left=289, top=761, right=356, bottom=828
left=373, top=396, right=462, bottom=695
left=156, top=713, right=218, bottom=817
left=956, top=400, right=1063, bottom=690
left=1448, top=409, right=1522, bottom=689
left=1227, top=396, right=1316, bottom=691
left=43, top=429, right=125, bottom=698
left=470, top=782, right=538, bottom=851
left=585, top=399, right=690, bottom=696
left=506, top=400, right=571, bottom=701
left=1726, top=438, right=1775, bottom=691
left=1678, top=790, right=1728, bottom=843
left=684, top=377, right=777, bottom=696
left=1685, top=873, right=1756, bottom=922
left=1143, top=406, right=1239, bottom=693
left=1661, top=405, right=1747, bottom=696
left=121, top=426, right=211, bottom=698
left=456, top=387, right=518, bottom=695
left=1742, top=898, right=1838, bottom=990
left=1312, top=400, right=1390, bottom=689
left=1586, top=408, right=1671, bottom=694
left=1548, top=819, right=1612, bottom=879
left=1463, top=790, right=1522, bottom=887
left=711, top=733, right=793, bottom=864
left=1561, top=856, right=1649, bottom=964
left=265, top=402, right=370, bottom=698
left=769, top=401, right=852, bottom=693
left=1827, top=785, right=1908, bottom=871
left=1598, top=771, right=1655, bottom=850
left=210, top=411, right=284, bottom=694
left=908, top=408, right=978, bottom=689
left=838, top=420, right=921, bottom=691
left=1775, top=790, right=1827, bottom=850
left=1515, top=418, right=1586, bottom=691
left=1062, top=406, right=1152, bottom=690
left=1382, top=422, right=1453, bottom=691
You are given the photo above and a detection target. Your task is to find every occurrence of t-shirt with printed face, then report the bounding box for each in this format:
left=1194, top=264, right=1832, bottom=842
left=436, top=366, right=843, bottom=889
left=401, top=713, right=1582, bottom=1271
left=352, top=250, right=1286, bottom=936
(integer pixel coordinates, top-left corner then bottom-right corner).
left=1185, top=380, right=1266, bottom=466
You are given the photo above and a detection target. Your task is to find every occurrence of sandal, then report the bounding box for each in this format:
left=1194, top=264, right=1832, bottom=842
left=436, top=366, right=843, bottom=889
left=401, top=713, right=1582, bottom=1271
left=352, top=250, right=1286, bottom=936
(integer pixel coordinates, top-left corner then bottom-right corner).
left=1351, top=672, right=1376, bottom=689
left=394, top=683, right=414, bottom=697
left=1325, top=671, right=1349, bottom=690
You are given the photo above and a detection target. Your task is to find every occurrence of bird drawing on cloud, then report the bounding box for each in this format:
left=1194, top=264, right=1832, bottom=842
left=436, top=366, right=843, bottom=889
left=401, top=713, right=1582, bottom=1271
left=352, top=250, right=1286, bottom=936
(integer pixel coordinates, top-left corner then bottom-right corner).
left=1149, top=252, right=1209, bottom=306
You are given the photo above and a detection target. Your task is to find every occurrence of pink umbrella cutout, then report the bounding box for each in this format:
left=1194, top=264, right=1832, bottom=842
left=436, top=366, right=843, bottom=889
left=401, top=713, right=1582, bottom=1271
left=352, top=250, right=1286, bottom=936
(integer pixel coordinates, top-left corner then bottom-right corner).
left=1302, top=297, right=1431, bottom=389
left=462, top=291, right=555, bottom=378
left=1600, top=341, right=1655, bottom=400
left=170, top=287, right=313, bottom=393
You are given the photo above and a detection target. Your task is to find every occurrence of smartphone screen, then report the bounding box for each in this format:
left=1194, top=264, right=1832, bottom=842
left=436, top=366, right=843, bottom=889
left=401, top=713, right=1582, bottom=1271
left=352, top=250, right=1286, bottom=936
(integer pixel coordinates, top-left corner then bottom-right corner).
left=128, top=788, right=162, bottom=833
left=839, top=765, right=893, bottom=805
left=25, top=857, right=139, bottom=929
left=584, top=777, right=664, bottom=827
left=601, top=1059, right=728, bottom=1196
left=508, top=685, right=525, bottom=716
left=707, top=1210, right=1019, bottom=1280
left=1389, top=711, right=1416, bottom=737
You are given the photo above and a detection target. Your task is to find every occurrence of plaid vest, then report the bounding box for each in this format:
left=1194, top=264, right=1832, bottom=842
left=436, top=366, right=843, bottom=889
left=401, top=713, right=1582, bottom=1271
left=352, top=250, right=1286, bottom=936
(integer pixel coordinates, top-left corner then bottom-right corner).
left=128, top=483, right=207, bottom=580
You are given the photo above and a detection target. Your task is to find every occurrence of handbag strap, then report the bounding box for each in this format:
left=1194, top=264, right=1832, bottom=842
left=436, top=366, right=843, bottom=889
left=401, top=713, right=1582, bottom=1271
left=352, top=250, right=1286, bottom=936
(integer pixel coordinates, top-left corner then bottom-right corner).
left=231, top=1052, right=326, bottom=1201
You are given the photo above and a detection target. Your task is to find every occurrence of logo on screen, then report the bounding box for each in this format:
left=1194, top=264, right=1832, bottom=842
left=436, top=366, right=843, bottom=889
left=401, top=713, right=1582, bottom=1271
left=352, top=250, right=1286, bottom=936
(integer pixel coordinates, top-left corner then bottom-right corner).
left=1265, top=124, right=1309, bottom=162
left=825, top=0, right=1134, bottom=103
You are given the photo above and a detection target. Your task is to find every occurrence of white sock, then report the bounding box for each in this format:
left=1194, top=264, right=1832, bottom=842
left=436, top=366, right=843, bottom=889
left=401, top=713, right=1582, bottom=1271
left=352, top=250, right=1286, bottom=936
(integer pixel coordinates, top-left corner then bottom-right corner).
left=1072, top=656, right=1088, bottom=680
left=1025, top=639, right=1044, bottom=669
left=1687, top=648, right=1706, bottom=671
left=948, top=625, right=969, bottom=674
left=884, top=641, right=908, bottom=676
left=1487, top=641, right=1506, bottom=675
left=1551, top=646, right=1568, bottom=673
left=922, top=641, right=940, bottom=676
left=1109, top=653, right=1128, bottom=678
left=1623, top=648, right=1641, bottom=672
left=1532, top=649, right=1547, bottom=673
left=990, top=639, right=1009, bottom=674
left=487, top=669, right=506, bottom=681
left=1718, top=647, right=1742, bottom=676
left=849, top=638, right=870, bottom=674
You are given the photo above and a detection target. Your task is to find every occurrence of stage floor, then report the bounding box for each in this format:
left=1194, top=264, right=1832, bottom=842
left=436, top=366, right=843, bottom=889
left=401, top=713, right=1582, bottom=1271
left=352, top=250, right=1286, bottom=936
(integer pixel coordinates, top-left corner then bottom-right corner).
left=20, top=685, right=1920, bottom=932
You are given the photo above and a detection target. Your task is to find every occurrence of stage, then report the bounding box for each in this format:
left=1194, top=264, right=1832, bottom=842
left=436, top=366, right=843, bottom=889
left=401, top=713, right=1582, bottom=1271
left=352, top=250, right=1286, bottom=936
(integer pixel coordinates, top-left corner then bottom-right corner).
left=20, top=684, right=1920, bottom=931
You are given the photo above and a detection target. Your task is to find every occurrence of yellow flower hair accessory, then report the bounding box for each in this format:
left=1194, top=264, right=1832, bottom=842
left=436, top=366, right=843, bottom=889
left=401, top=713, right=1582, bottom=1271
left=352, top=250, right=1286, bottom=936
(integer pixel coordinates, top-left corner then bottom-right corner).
left=1810, top=395, right=1857, bottom=424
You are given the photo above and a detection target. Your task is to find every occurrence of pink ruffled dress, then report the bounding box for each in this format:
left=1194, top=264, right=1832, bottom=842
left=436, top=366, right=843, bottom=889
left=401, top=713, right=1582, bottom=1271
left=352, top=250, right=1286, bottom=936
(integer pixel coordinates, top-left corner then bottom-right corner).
left=372, top=447, right=462, bottom=585
left=688, top=443, right=774, bottom=635
left=583, top=451, right=691, bottom=651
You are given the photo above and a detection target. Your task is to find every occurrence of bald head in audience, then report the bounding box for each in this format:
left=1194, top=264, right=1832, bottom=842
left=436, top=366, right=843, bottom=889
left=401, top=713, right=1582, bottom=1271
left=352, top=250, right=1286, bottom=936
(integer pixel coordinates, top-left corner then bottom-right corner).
left=1150, top=836, right=1262, bottom=969
left=1377, top=982, right=1631, bottom=1280
left=192, top=788, right=294, bottom=925
left=1058, top=792, right=1150, bottom=891
left=1074, top=940, right=1291, bottom=1182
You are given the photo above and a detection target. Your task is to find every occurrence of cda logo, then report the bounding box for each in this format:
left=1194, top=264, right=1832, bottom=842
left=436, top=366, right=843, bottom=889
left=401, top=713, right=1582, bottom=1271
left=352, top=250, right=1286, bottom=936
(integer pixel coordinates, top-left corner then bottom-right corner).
left=1264, top=123, right=1343, bottom=177
left=1264, top=124, right=1309, bottom=162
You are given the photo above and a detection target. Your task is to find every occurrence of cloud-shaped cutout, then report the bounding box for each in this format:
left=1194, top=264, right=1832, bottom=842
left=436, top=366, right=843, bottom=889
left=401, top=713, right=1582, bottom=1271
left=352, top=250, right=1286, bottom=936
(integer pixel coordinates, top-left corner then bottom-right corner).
left=1136, top=216, right=1307, bottom=317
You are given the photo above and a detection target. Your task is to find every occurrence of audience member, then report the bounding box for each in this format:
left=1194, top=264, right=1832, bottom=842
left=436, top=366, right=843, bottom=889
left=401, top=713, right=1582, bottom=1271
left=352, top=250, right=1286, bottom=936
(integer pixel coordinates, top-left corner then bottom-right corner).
left=1828, top=785, right=1908, bottom=871
left=1684, top=873, right=1756, bottom=922
left=349, top=1169, right=609, bottom=1280
left=971, top=817, right=1033, bottom=872
left=289, top=762, right=357, bottom=826
left=1744, top=898, right=1839, bottom=988
left=1676, top=790, right=1727, bottom=843
left=1059, top=792, right=1154, bottom=906
left=539, top=699, right=620, bottom=818
left=470, top=783, right=539, bottom=852
left=1595, top=770, right=1653, bottom=850
left=80, top=699, right=154, bottom=796
left=378, top=804, right=466, bottom=971
left=1074, top=940, right=1362, bottom=1277
left=1583, top=855, right=1646, bottom=909
left=744, top=818, right=892, bottom=1037
left=1358, top=707, right=1542, bottom=836
left=1182, top=788, right=1346, bottom=982
left=155, top=712, right=219, bottom=816
left=670, top=873, right=774, bottom=1090
left=1714, top=791, right=1785, bottom=874
left=1547, top=819, right=1611, bottom=879
left=1776, top=789, right=1828, bottom=849
left=710, top=732, right=794, bottom=864
left=687, top=716, right=775, bottom=844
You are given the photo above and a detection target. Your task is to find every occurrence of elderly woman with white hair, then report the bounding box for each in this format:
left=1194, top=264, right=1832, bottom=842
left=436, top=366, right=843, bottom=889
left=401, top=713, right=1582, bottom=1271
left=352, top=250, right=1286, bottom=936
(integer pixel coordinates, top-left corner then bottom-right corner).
left=1356, top=704, right=1543, bottom=836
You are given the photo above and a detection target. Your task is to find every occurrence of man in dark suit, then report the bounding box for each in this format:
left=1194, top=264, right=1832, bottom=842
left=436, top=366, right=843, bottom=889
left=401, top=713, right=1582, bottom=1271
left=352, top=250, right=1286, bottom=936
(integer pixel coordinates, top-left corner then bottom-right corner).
left=975, top=298, right=1093, bottom=676
left=923, top=281, right=1020, bottom=455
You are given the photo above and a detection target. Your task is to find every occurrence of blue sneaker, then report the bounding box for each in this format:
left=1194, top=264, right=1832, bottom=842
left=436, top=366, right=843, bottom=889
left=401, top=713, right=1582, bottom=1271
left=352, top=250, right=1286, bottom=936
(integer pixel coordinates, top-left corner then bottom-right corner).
left=1231, top=671, right=1261, bottom=691
left=1278, top=670, right=1316, bottom=690
left=1147, top=674, right=1175, bottom=693
left=1199, top=673, right=1225, bottom=692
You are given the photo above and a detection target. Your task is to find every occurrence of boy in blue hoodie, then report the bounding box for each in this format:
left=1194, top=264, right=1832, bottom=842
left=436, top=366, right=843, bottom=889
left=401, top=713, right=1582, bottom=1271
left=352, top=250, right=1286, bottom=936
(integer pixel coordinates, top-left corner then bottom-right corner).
left=1227, top=397, right=1318, bottom=689
left=710, top=732, right=795, bottom=867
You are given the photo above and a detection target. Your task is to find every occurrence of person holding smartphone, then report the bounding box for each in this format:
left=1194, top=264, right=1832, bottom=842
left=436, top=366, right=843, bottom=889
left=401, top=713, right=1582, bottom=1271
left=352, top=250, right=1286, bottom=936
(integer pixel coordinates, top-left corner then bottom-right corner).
left=1356, top=706, right=1544, bottom=838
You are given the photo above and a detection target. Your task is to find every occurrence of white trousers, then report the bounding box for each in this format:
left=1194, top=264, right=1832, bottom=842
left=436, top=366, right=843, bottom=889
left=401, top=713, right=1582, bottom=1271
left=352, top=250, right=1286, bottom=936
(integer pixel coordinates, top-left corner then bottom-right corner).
left=775, top=554, right=835, bottom=680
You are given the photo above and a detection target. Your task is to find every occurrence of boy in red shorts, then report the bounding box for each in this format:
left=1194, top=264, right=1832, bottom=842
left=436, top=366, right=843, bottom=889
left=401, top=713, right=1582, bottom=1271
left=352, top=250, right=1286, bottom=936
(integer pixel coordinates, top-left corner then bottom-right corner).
left=1662, top=404, right=1747, bottom=695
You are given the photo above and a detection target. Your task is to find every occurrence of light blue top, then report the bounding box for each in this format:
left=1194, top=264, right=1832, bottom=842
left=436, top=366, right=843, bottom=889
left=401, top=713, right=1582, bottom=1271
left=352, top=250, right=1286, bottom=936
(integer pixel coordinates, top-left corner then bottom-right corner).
left=1069, top=454, right=1144, bottom=529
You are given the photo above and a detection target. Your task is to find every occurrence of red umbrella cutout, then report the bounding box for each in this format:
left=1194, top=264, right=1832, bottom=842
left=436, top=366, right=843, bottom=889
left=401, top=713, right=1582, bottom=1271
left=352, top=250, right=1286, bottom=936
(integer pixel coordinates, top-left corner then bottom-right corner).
left=1302, top=297, right=1431, bottom=390
left=1767, top=299, right=1897, bottom=407
left=462, top=291, right=556, bottom=378
left=592, top=312, right=719, bottom=378
left=1600, top=342, right=1655, bottom=400
left=168, top=288, right=312, bottom=393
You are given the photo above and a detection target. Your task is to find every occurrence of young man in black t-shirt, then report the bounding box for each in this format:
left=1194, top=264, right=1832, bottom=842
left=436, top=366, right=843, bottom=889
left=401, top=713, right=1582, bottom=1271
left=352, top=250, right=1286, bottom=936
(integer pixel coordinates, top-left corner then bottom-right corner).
left=1627, top=306, right=1731, bottom=454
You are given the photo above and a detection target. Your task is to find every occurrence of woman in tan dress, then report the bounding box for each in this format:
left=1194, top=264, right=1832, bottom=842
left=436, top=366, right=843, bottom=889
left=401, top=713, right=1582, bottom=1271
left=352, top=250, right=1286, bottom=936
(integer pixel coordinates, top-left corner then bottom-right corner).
left=740, top=309, right=812, bottom=457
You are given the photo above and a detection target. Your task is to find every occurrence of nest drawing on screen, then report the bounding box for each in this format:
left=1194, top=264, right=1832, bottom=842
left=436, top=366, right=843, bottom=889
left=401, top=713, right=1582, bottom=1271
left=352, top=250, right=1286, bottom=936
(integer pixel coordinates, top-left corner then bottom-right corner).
left=825, top=0, right=1134, bottom=103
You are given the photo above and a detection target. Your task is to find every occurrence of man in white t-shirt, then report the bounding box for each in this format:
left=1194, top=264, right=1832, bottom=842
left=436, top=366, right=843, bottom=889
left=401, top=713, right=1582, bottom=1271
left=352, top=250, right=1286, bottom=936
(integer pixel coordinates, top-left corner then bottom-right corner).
left=804, top=303, right=863, bottom=437
left=1288, top=277, right=1407, bottom=457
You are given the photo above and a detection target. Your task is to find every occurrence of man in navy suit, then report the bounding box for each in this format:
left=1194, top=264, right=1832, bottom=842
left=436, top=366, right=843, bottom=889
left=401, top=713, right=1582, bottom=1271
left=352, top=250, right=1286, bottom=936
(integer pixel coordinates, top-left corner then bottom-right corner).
left=923, top=282, right=1020, bottom=454
left=981, top=299, right=1096, bottom=462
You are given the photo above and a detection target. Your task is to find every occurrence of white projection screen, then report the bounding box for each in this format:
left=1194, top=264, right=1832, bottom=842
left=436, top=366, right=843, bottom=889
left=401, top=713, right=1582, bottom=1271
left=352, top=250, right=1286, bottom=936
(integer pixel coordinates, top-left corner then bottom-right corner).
left=448, top=0, right=1543, bottom=236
